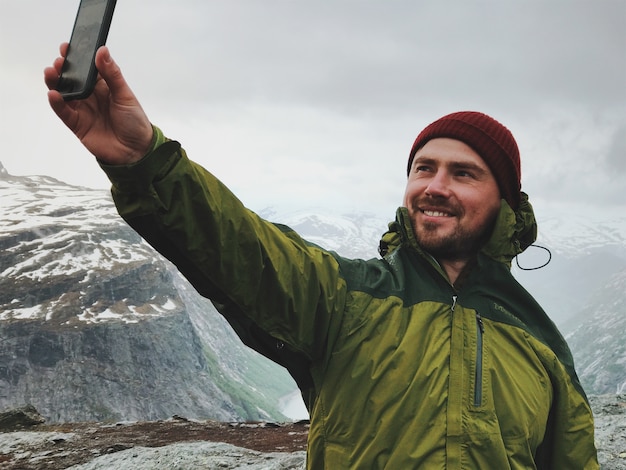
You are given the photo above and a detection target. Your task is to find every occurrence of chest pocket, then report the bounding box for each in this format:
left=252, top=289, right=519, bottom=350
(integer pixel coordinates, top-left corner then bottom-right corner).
left=465, top=318, right=552, bottom=449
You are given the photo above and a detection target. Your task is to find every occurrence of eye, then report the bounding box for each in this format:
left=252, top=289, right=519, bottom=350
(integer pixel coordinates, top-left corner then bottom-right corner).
left=455, top=169, right=476, bottom=179
left=414, top=164, right=433, bottom=173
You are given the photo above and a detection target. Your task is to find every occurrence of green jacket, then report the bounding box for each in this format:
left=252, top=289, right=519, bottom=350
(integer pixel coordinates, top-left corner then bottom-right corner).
left=101, top=137, right=598, bottom=469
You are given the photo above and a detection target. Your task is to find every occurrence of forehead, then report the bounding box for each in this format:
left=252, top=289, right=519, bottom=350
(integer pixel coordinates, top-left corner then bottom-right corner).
left=413, top=138, right=490, bottom=169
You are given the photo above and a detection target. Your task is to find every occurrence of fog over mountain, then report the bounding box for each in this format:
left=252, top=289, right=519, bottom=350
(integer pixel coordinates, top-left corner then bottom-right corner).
left=1, top=161, right=625, bottom=423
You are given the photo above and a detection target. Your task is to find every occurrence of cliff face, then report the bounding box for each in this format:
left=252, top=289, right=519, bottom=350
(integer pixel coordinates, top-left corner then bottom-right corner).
left=1, top=313, right=242, bottom=422
left=0, top=169, right=296, bottom=423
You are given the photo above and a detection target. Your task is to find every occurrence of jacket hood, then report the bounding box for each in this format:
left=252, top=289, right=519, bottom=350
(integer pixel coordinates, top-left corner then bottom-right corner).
left=379, top=192, right=537, bottom=268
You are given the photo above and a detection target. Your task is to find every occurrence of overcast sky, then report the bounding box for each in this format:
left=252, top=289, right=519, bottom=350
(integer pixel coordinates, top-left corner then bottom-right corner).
left=1, top=0, right=624, bottom=218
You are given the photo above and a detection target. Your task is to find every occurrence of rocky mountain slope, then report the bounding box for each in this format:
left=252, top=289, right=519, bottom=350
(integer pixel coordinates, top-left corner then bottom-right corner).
left=0, top=163, right=295, bottom=423
left=565, top=267, right=626, bottom=395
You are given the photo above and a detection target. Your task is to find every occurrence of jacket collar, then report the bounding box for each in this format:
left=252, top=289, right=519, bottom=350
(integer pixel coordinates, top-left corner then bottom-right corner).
left=379, top=192, right=538, bottom=269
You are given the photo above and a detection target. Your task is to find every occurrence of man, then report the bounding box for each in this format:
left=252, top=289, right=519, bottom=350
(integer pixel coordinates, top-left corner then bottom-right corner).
left=45, top=45, right=598, bottom=469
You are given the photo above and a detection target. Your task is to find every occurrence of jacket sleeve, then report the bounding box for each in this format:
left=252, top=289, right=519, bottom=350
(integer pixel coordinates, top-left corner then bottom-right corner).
left=535, top=356, right=599, bottom=469
left=99, top=139, right=346, bottom=363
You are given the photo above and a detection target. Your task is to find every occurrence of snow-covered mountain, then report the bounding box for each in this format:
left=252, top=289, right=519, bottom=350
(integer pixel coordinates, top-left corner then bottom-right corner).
left=258, top=207, right=386, bottom=260
left=1, top=160, right=624, bottom=422
left=0, top=164, right=296, bottom=423
left=534, top=208, right=626, bottom=259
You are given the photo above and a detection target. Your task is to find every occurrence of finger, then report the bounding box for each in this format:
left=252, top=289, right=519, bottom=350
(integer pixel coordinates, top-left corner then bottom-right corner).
left=53, top=56, right=65, bottom=75
left=43, top=66, right=58, bottom=90
left=47, top=89, right=73, bottom=122
left=43, top=56, right=67, bottom=90
left=59, top=42, right=69, bottom=58
left=94, top=47, right=136, bottom=103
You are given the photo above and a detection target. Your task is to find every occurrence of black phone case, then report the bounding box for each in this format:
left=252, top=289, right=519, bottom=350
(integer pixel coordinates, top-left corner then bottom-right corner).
left=56, top=0, right=117, bottom=101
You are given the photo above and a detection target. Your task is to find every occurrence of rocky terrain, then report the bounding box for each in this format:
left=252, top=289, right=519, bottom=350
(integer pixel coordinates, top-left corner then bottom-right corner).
left=0, top=394, right=624, bottom=469
left=0, top=413, right=308, bottom=469
left=592, top=395, right=626, bottom=469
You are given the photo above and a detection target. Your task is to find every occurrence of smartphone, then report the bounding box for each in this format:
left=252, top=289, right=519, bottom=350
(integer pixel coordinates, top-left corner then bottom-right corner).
left=56, top=0, right=117, bottom=101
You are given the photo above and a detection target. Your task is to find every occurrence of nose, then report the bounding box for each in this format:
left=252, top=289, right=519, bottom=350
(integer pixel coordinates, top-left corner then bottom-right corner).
left=424, top=171, right=451, bottom=198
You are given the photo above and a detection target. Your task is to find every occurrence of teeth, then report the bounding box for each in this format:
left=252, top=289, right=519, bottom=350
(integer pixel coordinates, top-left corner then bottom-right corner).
left=423, top=210, right=450, bottom=217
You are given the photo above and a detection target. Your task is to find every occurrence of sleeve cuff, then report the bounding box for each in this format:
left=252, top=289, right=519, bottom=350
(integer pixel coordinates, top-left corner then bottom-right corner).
left=99, top=126, right=182, bottom=193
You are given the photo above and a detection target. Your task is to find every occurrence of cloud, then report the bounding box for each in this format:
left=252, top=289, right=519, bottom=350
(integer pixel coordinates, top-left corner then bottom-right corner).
left=1, top=0, right=624, bottom=215
left=105, top=1, right=625, bottom=117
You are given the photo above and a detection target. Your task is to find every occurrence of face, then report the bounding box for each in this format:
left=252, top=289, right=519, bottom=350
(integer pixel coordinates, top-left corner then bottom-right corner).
left=403, top=138, right=502, bottom=261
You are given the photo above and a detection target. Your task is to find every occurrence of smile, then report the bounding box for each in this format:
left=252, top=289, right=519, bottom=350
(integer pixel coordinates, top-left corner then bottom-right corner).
left=421, top=210, right=452, bottom=217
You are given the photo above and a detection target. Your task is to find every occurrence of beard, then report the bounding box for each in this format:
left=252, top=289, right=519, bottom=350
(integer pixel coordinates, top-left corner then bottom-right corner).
left=409, top=197, right=498, bottom=262
left=415, top=221, right=490, bottom=261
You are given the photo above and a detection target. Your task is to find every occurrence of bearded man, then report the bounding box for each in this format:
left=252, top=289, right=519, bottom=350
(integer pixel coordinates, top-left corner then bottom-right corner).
left=45, top=44, right=598, bottom=469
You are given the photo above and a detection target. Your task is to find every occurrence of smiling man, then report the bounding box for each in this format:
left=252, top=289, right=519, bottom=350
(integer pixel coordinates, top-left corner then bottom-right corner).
left=45, top=46, right=598, bottom=469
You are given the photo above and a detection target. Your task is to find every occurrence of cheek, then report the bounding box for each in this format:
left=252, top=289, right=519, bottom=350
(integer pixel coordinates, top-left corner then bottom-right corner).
left=402, top=180, right=420, bottom=208
left=402, top=185, right=412, bottom=208
left=483, top=187, right=502, bottom=218
left=465, top=192, right=501, bottom=223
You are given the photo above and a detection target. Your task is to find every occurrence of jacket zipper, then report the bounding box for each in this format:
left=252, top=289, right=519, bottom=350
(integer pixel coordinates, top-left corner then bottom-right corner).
left=452, top=296, right=485, bottom=407
left=474, top=312, right=484, bottom=407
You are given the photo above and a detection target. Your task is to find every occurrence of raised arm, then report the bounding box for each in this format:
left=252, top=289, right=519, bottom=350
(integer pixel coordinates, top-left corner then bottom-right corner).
left=44, top=44, right=346, bottom=364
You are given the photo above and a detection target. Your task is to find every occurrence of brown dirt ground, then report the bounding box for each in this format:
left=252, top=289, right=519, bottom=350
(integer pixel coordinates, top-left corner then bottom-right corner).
left=0, top=418, right=309, bottom=470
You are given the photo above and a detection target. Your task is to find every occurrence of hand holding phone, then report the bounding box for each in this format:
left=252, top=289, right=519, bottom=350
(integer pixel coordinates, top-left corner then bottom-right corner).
left=46, top=44, right=154, bottom=166
left=56, top=0, right=117, bottom=101
left=46, top=1, right=153, bottom=165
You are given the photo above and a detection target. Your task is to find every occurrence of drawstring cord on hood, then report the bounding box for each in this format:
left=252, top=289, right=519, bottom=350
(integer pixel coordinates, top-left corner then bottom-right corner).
left=514, top=244, right=552, bottom=271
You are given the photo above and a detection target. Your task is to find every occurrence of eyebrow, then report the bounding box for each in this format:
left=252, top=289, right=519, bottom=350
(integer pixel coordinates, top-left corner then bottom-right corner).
left=413, top=156, right=490, bottom=176
left=449, top=161, right=490, bottom=175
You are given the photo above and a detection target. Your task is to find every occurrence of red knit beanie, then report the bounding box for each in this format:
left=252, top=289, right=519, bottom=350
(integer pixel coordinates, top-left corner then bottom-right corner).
left=407, top=111, right=522, bottom=209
